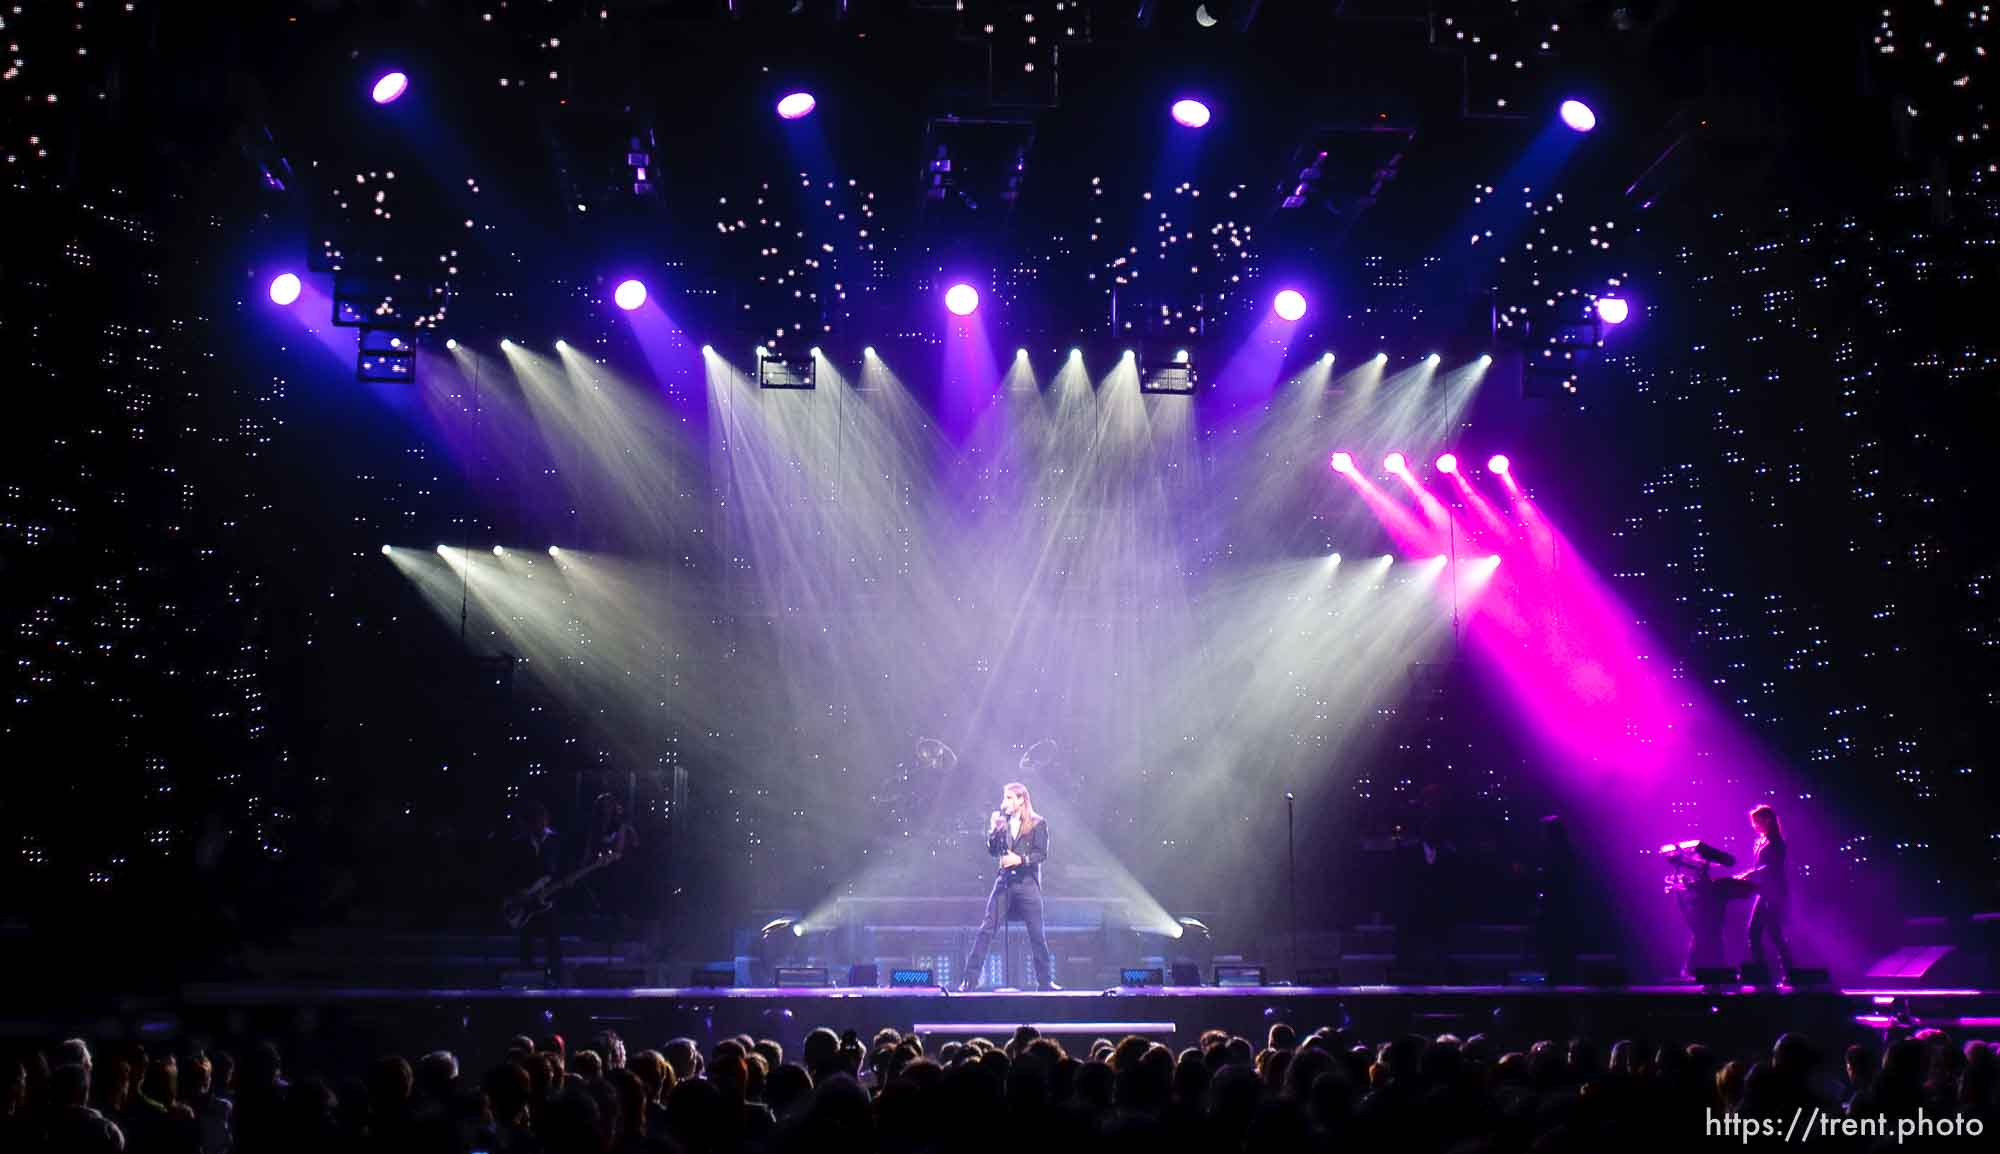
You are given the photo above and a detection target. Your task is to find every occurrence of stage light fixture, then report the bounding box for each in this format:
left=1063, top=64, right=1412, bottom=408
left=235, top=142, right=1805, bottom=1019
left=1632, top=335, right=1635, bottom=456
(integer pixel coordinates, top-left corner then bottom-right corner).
left=613, top=279, right=647, bottom=311
left=1435, top=453, right=1458, bottom=474
left=268, top=273, right=302, bottom=306
left=1329, top=451, right=1355, bottom=473
left=1016, top=347, right=1029, bottom=359
left=1384, top=452, right=1408, bottom=474
left=1375, top=352, right=1389, bottom=363
left=809, top=346, right=822, bottom=358
left=1068, top=348, right=1082, bottom=361
left=863, top=346, right=876, bottom=358
left=379, top=545, right=391, bottom=556
left=1427, top=352, right=1442, bottom=363
left=554, top=339, right=567, bottom=349
left=548, top=546, right=560, bottom=556
left=776, top=91, right=816, bottom=120
left=944, top=283, right=980, bottom=316
left=1487, top=454, right=1511, bottom=475
left=1122, top=349, right=1135, bottom=361
left=492, top=545, right=505, bottom=556
left=371, top=72, right=408, bottom=105
left=1596, top=296, right=1630, bottom=325
left=1559, top=99, right=1597, bottom=132
left=700, top=344, right=714, bottom=355
left=444, top=338, right=458, bottom=350
left=1272, top=288, right=1307, bottom=321
left=1174, top=349, right=1190, bottom=363
left=1170, top=99, right=1212, bottom=128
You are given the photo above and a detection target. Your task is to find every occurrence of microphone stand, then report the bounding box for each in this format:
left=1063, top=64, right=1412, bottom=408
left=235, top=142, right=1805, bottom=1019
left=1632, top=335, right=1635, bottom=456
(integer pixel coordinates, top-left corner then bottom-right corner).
left=1287, top=791, right=1299, bottom=983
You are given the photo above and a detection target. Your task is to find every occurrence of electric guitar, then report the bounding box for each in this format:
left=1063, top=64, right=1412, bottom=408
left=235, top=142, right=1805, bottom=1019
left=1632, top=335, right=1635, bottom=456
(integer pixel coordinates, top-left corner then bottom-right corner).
left=503, top=849, right=621, bottom=930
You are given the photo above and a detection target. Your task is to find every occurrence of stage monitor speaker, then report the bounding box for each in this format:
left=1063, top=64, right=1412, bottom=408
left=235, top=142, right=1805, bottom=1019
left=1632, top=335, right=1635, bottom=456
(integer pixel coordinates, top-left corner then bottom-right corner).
left=775, top=966, right=828, bottom=988
left=890, top=968, right=936, bottom=988
left=691, top=965, right=737, bottom=988
left=1295, top=967, right=1342, bottom=987
left=1737, top=963, right=1773, bottom=987
left=1788, top=966, right=1831, bottom=989
left=1121, top=967, right=1165, bottom=987
left=847, top=964, right=881, bottom=987
left=1213, top=964, right=1267, bottom=988
left=1692, top=966, right=1736, bottom=987
left=1169, top=962, right=1203, bottom=987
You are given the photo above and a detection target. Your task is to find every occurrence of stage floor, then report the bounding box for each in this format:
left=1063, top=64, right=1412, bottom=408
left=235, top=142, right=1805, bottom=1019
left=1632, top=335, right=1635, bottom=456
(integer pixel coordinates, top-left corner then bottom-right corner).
left=164, top=982, right=2000, bottom=1060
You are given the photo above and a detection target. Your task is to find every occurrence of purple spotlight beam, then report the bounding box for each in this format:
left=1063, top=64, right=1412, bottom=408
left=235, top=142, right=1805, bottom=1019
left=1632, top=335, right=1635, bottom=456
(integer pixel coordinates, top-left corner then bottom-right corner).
left=776, top=92, right=816, bottom=120
left=372, top=72, right=409, bottom=105
left=1171, top=99, right=1212, bottom=128
left=1273, top=289, right=1307, bottom=322
left=944, top=283, right=980, bottom=317
left=614, top=279, right=647, bottom=311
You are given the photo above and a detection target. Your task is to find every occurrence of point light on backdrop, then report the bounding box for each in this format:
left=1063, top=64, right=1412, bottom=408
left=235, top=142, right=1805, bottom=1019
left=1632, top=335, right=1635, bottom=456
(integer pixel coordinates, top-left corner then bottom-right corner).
left=613, top=279, right=647, bottom=311
left=775, top=92, right=816, bottom=120
left=1559, top=98, right=1597, bottom=132
left=1595, top=296, right=1630, bottom=325
left=268, top=273, right=302, bottom=306
left=1384, top=452, right=1408, bottom=475
left=1487, top=454, right=1511, bottom=476
left=944, top=283, right=980, bottom=316
left=1435, top=453, right=1458, bottom=475
left=371, top=72, right=409, bottom=105
left=1170, top=99, right=1212, bottom=128
left=1329, top=451, right=1355, bottom=473
left=1272, top=288, right=1308, bottom=322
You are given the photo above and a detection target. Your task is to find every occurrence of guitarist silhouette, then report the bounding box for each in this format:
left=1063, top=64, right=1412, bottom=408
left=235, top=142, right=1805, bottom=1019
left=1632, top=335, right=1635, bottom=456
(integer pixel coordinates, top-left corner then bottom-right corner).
left=511, top=802, right=565, bottom=984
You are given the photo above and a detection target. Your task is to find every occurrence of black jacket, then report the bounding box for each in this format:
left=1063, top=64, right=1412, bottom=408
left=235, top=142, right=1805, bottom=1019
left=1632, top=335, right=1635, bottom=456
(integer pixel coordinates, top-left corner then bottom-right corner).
left=989, top=817, right=1049, bottom=885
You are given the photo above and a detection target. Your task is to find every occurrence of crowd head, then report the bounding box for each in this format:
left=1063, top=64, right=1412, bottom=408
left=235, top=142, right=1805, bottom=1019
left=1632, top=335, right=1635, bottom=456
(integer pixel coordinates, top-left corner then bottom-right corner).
left=3, top=1018, right=1995, bottom=1152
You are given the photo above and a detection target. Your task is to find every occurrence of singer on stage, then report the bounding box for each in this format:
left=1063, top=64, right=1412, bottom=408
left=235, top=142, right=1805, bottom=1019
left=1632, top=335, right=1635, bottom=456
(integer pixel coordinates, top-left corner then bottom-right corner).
left=957, top=782, right=1058, bottom=991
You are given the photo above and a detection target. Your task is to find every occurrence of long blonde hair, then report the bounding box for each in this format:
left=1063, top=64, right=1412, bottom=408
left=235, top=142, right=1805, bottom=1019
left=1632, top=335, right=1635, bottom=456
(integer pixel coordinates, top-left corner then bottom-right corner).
left=1004, top=782, right=1041, bottom=835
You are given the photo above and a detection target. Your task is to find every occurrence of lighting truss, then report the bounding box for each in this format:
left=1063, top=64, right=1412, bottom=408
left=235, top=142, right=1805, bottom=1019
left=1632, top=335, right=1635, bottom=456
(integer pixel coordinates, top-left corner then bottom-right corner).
left=357, top=326, right=416, bottom=382
left=1139, top=347, right=1197, bottom=395
left=757, top=351, right=816, bottom=390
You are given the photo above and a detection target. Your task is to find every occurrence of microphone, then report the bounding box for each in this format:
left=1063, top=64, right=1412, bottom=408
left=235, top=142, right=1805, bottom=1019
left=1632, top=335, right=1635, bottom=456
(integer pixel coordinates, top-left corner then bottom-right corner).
left=990, top=810, right=1006, bottom=832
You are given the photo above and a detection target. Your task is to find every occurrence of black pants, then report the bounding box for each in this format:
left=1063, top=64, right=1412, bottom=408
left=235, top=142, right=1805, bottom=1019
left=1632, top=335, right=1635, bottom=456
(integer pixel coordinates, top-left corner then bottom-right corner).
left=520, top=907, right=561, bottom=981
left=963, top=876, right=1053, bottom=988
left=1746, top=894, right=1791, bottom=976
